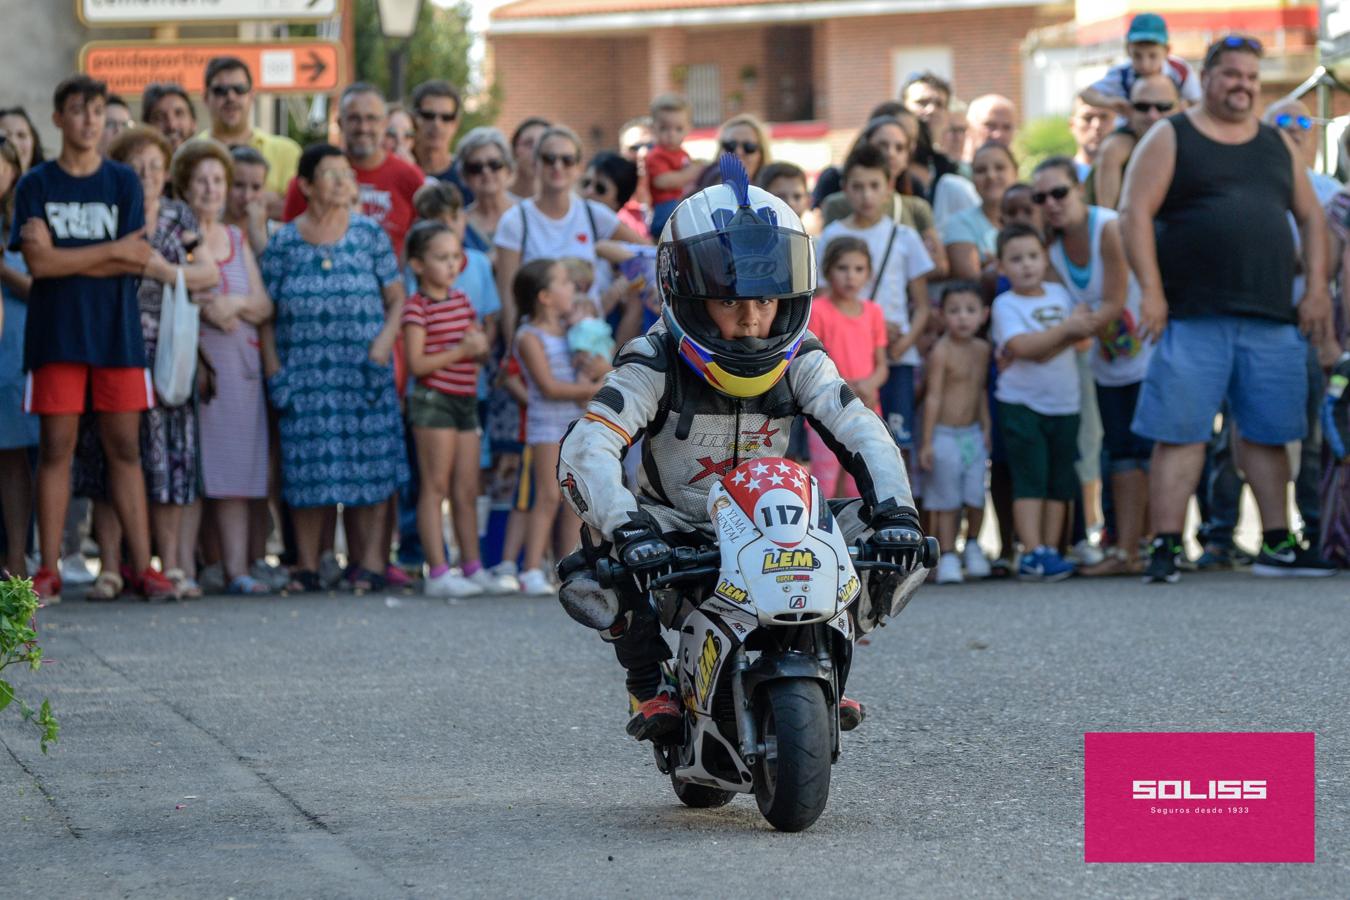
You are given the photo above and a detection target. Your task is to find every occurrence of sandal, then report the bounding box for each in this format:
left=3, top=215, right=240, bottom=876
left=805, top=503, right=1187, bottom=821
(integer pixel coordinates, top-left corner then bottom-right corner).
left=165, top=568, right=204, bottom=600
left=349, top=566, right=386, bottom=593
left=284, top=569, right=322, bottom=594
left=86, top=570, right=124, bottom=602
left=227, top=574, right=270, bottom=595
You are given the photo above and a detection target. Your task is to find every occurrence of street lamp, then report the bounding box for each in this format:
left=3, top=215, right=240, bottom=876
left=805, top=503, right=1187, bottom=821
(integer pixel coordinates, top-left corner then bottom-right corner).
left=377, top=0, right=424, bottom=38
left=378, top=0, right=424, bottom=99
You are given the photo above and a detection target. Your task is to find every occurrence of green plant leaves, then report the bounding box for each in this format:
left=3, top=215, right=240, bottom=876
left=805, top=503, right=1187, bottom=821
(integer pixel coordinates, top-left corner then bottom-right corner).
left=0, top=576, right=58, bottom=753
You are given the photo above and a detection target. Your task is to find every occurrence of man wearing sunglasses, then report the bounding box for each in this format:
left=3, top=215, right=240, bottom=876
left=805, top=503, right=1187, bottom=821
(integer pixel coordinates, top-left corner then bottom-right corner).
left=1120, top=35, right=1336, bottom=582
left=408, top=79, right=473, bottom=207
left=200, top=56, right=301, bottom=218
left=283, top=82, right=425, bottom=256
left=1091, top=74, right=1178, bottom=210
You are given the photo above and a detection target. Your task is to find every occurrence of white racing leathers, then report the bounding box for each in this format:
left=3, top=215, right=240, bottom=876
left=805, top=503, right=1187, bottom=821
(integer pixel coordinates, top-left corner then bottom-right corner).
left=557, top=323, right=916, bottom=544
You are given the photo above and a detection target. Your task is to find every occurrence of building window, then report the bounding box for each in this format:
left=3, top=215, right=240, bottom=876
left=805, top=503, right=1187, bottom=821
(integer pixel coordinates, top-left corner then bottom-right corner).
left=686, top=63, right=721, bottom=127
left=892, top=45, right=954, bottom=97
left=764, top=25, right=814, bottom=122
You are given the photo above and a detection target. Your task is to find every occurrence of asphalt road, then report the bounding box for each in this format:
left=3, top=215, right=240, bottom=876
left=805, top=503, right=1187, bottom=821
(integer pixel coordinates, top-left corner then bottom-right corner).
left=4, top=570, right=1349, bottom=898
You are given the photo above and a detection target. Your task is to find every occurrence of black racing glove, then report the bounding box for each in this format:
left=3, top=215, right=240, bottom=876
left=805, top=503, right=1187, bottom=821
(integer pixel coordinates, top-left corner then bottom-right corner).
left=867, top=504, right=925, bottom=571
left=613, top=514, right=673, bottom=591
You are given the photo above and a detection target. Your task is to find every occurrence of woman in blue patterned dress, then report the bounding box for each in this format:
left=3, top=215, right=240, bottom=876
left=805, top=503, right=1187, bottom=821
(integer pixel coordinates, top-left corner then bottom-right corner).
left=260, top=143, right=407, bottom=592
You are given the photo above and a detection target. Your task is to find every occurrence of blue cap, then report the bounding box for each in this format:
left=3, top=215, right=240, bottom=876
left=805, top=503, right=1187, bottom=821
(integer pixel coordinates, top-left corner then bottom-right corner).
left=1127, top=13, right=1169, bottom=45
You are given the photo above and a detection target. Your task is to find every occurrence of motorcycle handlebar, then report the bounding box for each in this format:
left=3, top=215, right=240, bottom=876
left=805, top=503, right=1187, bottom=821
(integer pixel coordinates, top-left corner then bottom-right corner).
left=595, top=545, right=722, bottom=589
left=595, top=536, right=939, bottom=588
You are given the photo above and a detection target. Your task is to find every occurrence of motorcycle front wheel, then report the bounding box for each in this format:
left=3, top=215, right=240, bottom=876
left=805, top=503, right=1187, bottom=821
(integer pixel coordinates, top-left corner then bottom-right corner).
left=753, top=678, right=832, bottom=832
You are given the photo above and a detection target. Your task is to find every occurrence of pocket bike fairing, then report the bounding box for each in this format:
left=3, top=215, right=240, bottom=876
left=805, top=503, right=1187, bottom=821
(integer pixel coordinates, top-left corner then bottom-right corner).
left=597, top=456, right=937, bottom=832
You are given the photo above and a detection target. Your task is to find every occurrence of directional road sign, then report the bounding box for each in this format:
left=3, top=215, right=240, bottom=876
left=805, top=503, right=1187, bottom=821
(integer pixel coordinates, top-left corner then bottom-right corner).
left=81, top=41, right=342, bottom=96
left=79, top=0, right=338, bottom=25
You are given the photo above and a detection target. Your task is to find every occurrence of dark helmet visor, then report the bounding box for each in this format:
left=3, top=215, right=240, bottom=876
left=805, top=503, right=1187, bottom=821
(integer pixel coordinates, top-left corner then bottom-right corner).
left=659, top=224, right=815, bottom=301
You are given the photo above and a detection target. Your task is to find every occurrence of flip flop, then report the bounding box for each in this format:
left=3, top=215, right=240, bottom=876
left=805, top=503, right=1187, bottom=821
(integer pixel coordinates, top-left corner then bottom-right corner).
left=227, top=574, right=270, bottom=595
left=284, top=569, right=322, bottom=594
left=86, top=571, right=123, bottom=602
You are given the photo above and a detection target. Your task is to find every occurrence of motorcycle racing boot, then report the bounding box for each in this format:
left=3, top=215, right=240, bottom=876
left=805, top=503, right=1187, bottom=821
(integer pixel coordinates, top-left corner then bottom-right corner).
left=839, top=696, right=866, bottom=731
left=624, top=664, right=682, bottom=742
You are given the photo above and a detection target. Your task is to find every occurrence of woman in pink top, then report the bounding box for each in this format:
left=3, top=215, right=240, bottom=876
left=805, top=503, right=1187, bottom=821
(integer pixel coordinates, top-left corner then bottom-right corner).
left=175, top=141, right=274, bottom=595
left=807, top=236, right=888, bottom=498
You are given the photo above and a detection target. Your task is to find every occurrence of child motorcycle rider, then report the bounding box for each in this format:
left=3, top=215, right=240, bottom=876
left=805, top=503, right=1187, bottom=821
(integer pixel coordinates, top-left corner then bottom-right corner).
left=555, top=157, right=925, bottom=742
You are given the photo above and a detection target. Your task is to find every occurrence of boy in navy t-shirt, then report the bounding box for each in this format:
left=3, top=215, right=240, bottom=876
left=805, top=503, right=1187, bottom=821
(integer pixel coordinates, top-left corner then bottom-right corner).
left=10, top=74, right=178, bottom=603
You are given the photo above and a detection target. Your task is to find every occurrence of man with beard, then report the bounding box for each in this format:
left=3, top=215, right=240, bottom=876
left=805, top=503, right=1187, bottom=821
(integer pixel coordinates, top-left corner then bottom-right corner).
left=1069, top=97, right=1113, bottom=183
left=199, top=56, right=301, bottom=219
left=1120, top=35, right=1336, bottom=582
left=283, top=82, right=425, bottom=256
left=1092, top=74, right=1179, bottom=209
left=141, top=83, right=196, bottom=153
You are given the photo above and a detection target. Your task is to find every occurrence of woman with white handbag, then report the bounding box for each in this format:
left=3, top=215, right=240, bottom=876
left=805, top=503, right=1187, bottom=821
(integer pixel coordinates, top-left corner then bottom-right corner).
left=87, top=128, right=219, bottom=600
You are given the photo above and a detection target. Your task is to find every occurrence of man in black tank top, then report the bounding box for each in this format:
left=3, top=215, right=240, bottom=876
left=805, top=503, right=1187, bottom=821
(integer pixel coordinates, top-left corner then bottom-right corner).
left=1118, top=35, right=1336, bottom=582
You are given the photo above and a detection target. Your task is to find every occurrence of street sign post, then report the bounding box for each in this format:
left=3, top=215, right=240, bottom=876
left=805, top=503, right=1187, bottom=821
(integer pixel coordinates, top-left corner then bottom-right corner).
left=81, top=41, right=342, bottom=96
left=79, top=0, right=338, bottom=25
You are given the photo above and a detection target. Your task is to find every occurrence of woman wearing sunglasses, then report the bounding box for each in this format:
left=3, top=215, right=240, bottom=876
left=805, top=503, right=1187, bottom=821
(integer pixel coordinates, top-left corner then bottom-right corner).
left=1033, top=156, right=1153, bottom=577
left=493, top=125, right=646, bottom=338
left=579, top=151, right=647, bottom=241
left=455, top=126, right=516, bottom=255
left=692, top=114, right=772, bottom=191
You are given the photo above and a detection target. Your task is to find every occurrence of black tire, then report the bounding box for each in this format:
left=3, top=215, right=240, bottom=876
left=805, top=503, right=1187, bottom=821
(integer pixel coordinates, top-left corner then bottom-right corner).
left=671, top=774, right=737, bottom=808
left=753, top=679, right=832, bottom=832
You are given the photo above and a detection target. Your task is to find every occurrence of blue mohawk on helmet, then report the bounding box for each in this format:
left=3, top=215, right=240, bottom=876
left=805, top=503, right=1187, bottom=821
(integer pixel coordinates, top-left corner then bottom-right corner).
left=719, top=152, right=751, bottom=208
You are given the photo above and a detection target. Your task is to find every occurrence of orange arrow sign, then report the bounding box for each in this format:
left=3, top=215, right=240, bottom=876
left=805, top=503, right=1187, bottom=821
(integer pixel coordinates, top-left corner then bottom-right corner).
left=81, top=40, right=342, bottom=96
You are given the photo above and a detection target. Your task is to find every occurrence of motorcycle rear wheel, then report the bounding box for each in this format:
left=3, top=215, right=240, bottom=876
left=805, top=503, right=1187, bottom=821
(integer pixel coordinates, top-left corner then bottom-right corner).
left=670, top=774, right=737, bottom=808
left=753, top=679, right=832, bottom=832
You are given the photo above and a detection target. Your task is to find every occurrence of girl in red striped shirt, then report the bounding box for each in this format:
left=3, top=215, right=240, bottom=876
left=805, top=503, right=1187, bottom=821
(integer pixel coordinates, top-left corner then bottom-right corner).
left=403, top=221, right=493, bottom=598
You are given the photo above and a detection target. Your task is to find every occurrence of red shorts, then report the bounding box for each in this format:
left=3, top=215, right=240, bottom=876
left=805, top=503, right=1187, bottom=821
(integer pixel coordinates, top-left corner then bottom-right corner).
left=24, top=363, right=155, bottom=416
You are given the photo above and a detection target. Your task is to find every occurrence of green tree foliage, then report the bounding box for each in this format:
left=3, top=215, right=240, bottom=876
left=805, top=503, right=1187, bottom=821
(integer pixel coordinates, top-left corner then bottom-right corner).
left=1013, top=116, right=1077, bottom=177
left=353, top=0, right=499, bottom=134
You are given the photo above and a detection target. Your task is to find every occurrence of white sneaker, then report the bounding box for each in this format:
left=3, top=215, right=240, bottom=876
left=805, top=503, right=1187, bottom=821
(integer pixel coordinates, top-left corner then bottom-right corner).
left=518, top=568, right=555, bottom=595
left=1070, top=539, right=1105, bottom=567
left=60, top=553, right=96, bottom=585
left=961, top=541, right=991, bottom=579
left=490, top=560, right=519, bottom=579
left=468, top=567, right=519, bottom=593
left=424, top=569, right=484, bottom=598
left=936, top=551, right=964, bottom=584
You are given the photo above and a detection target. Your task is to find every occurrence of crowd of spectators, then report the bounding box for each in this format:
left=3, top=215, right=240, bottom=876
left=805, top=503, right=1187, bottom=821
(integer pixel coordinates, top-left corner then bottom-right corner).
left=1, top=11, right=1345, bottom=603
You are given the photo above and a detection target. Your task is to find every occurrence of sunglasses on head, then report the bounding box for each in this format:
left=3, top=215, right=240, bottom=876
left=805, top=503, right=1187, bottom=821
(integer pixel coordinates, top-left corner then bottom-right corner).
left=1132, top=100, right=1175, bottom=114
left=209, top=84, right=249, bottom=98
left=579, top=176, right=609, bottom=196
left=540, top=152, right=578, bottom=168
left=1205, top=35, right=1263, bottom=68
left=721, top=139, right=760, bottom=155
left=463, top=158, right=506, bottom=176
left=417, top=109, right=458, bottom=124
left=1275, top=113, right=1315, bottom=131
left=1031, top=185, right=1072, bottom=205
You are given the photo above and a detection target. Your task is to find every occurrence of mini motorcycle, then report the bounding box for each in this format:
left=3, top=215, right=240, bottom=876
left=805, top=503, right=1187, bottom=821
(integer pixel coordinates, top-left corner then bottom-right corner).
left=596, top=457, right=936, bottom=832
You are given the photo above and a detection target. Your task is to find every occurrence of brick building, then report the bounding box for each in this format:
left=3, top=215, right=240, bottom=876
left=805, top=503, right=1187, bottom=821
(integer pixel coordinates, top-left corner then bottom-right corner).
left=487, top=0, right=1073, bottom=172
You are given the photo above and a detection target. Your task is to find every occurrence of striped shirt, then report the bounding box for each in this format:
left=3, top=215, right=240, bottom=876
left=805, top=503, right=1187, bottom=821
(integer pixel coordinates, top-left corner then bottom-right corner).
left=402, top=290, right=479, bottom=396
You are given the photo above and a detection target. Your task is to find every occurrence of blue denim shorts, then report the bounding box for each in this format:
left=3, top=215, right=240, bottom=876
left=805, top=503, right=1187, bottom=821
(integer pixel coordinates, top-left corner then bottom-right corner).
left=1131, top=316, right=1308, bottom=446
left=879, top=363, right=915, bottom=450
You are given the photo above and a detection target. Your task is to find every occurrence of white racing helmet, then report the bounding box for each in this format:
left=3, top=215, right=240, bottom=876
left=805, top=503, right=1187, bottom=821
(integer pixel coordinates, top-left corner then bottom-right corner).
left=657, top=154, right=816, bottom=399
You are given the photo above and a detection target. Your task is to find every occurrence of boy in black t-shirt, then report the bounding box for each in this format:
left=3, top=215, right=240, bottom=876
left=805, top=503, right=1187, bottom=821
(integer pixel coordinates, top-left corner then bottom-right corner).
left=11, top=75, right=178, bottom=603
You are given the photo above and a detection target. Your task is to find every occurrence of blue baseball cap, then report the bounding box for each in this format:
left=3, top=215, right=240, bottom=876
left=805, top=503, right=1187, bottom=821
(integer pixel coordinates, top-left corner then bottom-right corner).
left=1127, top=13, right=1170, bottom=45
